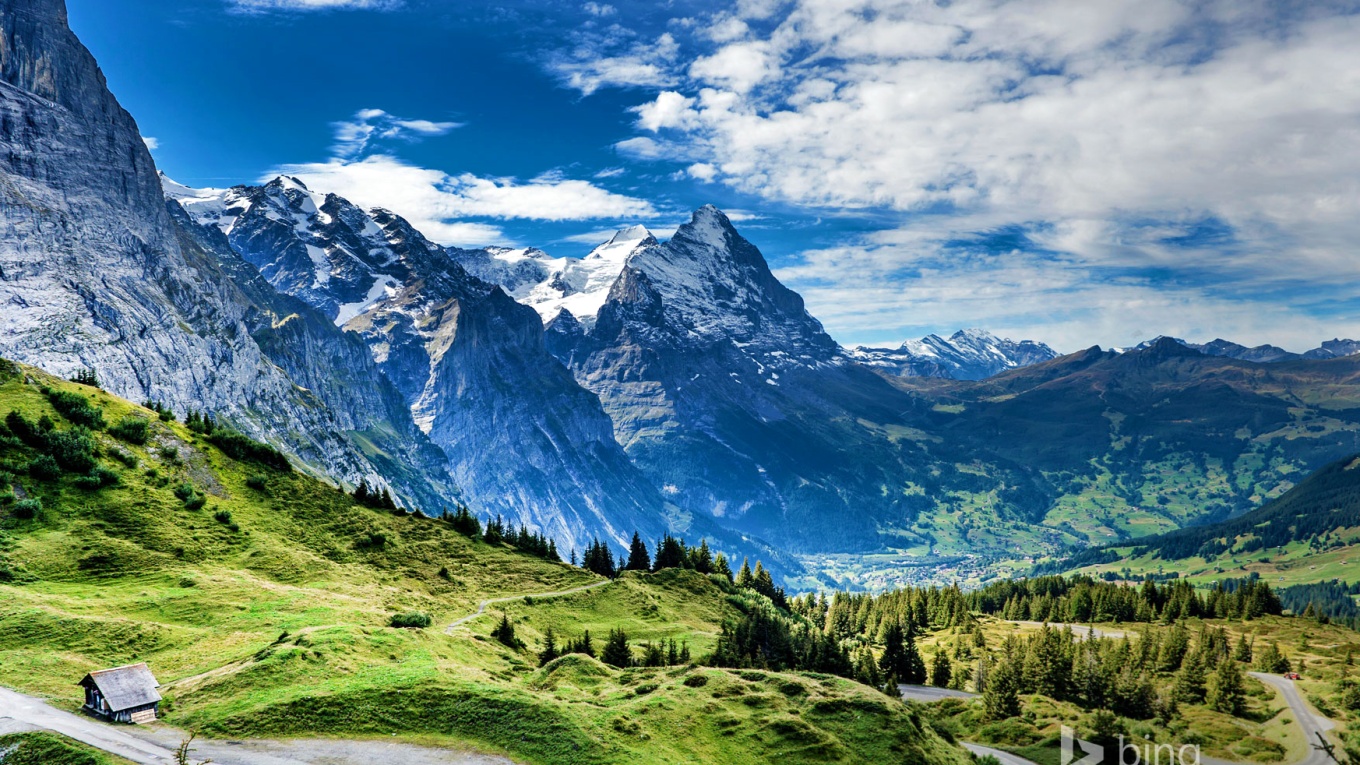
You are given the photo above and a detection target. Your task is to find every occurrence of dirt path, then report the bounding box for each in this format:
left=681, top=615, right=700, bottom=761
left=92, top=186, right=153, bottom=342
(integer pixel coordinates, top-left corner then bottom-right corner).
left=445, top=579, right=611, bottom=633
left=1007, top=620, right=1130, bottom=640
left=0, top=686, right=513, bottom=765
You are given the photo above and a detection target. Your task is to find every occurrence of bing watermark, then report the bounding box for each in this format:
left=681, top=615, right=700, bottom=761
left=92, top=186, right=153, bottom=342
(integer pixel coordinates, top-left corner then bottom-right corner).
left=1061, top=726, right=1201, bottom=765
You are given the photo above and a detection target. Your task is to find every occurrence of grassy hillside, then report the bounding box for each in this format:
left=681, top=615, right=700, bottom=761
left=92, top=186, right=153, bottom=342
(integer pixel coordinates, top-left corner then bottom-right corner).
left=0, top=360, right=969, bottom=765
left=1055, top=453, right=1360, bottom=585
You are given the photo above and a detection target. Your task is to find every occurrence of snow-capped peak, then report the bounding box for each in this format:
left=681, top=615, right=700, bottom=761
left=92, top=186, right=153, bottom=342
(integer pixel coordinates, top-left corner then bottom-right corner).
left=450, top=225, right=657, bottom=328
left=588, top=224, right=655, bottom=262
left=850, top=329, right=1058, bottom=380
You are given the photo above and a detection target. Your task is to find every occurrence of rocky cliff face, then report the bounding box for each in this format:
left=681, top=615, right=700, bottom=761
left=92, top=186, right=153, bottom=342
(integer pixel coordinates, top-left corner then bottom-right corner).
left=0, top=0, right=456, bottom=509
left=550, top=207, right=932, bottom=553
left=171, top=177, right=673, bottom=555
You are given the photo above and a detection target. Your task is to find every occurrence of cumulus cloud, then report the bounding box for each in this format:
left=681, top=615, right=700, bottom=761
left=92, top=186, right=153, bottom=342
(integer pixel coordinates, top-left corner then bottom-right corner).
left=558, top=0, right=1360, bottom=346
left=270, top=156, right=655, bottom=246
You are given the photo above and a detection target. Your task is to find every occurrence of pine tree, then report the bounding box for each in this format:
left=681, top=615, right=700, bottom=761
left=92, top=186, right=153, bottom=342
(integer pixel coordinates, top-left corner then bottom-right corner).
left=736, top=558, right=754, bottom=588
left=1207, top=654, right=1247, bottom=716
left=680, top=640, right=691, bottom=664
left=983, top=658, right=1022, bottom=720
left=930, top=652, right=953, bottom=688
left=539, top=626, right=560, bottom=667
left=602, top=628, right=632, bottom=668
left=1255, top=642, right=1291, bottom=674
left=625, top=532, right=651, bottom=571
left=492, top=613, right=520, bottom=649
left=902, top=623, right=928, bottom=684
left=713, top=553, right=734, bottom=583
left=1234, top=634, right=1253, bottom=663
left=1174, top=650, right=1208, bottom=704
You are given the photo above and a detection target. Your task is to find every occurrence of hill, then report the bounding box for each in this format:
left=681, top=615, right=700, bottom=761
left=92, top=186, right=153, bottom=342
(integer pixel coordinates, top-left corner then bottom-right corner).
left=833, top=338, right=1360, bottom=590
left=0, top=358, right=968, bottom=765
left=1051, top=452, right=1360, bottom=587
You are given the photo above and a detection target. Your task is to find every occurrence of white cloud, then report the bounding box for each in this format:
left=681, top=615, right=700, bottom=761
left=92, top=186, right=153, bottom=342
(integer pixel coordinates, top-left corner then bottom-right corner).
left=332, top=108, right=461, bottom=160
left=583, top=2, right=616, bottom=17
left=566, top=0, right=1360, bottom=346
left=271, top=155, right=655, bottom=245
left=549, top=31, right=681, bottom=95
left=228, top=0, right=399, bottom=11
left=142, top=136, right=159, bottom=150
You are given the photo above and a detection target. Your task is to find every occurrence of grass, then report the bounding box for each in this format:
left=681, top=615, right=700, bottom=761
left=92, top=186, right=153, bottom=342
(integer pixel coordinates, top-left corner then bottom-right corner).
left=0, top=731, right=138, bottom=765
left=0, top=362, right=971, bottom=765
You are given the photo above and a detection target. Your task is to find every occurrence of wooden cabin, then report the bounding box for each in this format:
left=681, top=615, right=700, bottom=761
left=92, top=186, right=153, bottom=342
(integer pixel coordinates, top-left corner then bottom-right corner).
left=78, top=663, right=162, bottom=724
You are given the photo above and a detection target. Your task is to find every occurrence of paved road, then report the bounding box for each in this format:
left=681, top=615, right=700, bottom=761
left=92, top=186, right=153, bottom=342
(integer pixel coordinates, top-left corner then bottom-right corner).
left=963, top=742, right=1040, bottom=765
left=0, top=686, right=512, bottom=765
left=445, top=580, right=611, bottom=632
left=899, top=684, right=977, bottom=702
left=1241, top=672, right=1334, bottom=765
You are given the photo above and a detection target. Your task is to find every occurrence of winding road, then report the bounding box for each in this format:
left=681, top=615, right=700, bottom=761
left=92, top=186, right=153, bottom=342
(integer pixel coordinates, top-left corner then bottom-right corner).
left=444, top=579, right=611, bottom=632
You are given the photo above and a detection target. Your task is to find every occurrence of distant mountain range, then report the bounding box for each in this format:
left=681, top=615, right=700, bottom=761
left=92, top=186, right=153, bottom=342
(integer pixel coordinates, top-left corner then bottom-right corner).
left=1122, top=336, right=1360, bottom=363
left=848, top=330, right=1059, bottom=380
left=9, top=0, right=1360, bottom=588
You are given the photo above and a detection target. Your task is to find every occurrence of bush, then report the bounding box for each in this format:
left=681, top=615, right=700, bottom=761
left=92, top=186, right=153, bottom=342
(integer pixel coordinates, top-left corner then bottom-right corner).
left=12, top=498, right=40, bottom=519
left=109, top=448, right=137, bottom=468
left=245, top=474, right=268, bottom=491
left=45, top=389, right=105, bottom=429
left=73, top=466, right=119, bottom=491
left=213, top=509, right=238, bottom=531
left=27, top=454, right=60, bottom=481
left=173, top=483, right=196, bottom=501
left=108, top=416, right=149, bottom=445
left=355, top=531, right=387, bottom=549
left=45, top=428, right=97, bottom=473
left=206, top=429, right=290, bottom=472
left=390, top=612, right=432, bottom=629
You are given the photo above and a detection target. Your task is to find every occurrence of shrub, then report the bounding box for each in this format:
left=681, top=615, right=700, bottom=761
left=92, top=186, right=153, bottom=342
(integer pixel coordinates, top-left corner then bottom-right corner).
left=45, top=389, right=105, bottom=429
left=245, top=474, right=268, bottom=491
left=144, top=400, right=174, bottom=421
left=213, top=509, right=238, bottom=531
left=206, top=429, right=291, bottom=471
left=74, top=466, right=119, bottom=491
left=108, top=416, right=150, bottom=445
left=173, top=483, right=196, bottom=501
left=27, top=454, right=60, bottom=481
left=356, top=531, right=387, bottom=549
left=184, top=493, right=206, bottom=511
left=158, top=445, right=181, bottom=465
left=390, top=612, right=433, bottom=629
left=109, top=449, right=137, bottom=468
left=12, top=498, right=40, bottom=520
left=45, top=428, right=97, bottom=473
left=683, top=674, right=709, bottom=688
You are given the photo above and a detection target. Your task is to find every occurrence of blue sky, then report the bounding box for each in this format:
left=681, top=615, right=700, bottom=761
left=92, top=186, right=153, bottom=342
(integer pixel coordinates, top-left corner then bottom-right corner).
left=68, top=0, right=1360, bottom=352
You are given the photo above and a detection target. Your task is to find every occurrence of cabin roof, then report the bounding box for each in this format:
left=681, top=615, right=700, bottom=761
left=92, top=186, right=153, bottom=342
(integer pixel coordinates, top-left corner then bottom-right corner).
left=79, top=663, right=161, bottom=711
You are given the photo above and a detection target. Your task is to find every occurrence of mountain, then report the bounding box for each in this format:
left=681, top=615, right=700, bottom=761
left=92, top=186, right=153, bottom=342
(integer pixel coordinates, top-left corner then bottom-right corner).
left=0, top=0, right=455, bottom=509
left=168, top=176, right=676, bottom=558
left=1042, top=451, right=1360, bottom=586
left=1123, top=336, right=1360, bottom=364
left=847, top=329, right=1059, bottom=380
left=451, top=224, right=654, bottom=331
left=870, top=338, right=1360, bottom=574
left=544, top=206, right=948, bottom=555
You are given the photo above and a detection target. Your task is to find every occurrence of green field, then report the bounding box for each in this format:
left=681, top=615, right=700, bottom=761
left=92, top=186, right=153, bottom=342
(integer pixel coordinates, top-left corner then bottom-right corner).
left=0, top=361, right=970, bottom=765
